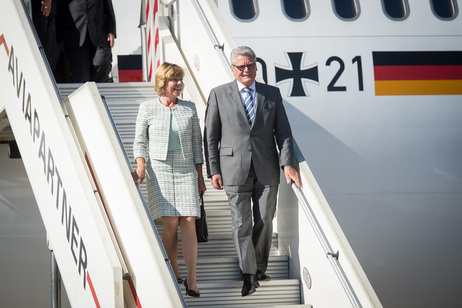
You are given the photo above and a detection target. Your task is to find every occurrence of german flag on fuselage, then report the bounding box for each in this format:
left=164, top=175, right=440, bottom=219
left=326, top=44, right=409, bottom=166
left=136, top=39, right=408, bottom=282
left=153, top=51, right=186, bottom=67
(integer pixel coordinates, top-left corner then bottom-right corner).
left=373, top=51, right=462, bottom=95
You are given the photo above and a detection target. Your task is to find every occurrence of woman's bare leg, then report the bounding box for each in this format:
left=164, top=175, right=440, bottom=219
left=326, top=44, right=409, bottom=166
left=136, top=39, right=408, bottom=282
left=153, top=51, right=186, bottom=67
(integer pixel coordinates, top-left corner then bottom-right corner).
left=180, top=216, right=198, bottom=291
left=162, top=216, right=181, bottom=280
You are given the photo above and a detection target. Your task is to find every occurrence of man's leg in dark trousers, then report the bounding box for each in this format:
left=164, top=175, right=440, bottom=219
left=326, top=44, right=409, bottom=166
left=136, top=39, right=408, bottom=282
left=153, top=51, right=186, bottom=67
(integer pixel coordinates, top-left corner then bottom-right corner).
left=224, top=164, right=278, bottom=275
left=252, top=180, right=278, bottom=274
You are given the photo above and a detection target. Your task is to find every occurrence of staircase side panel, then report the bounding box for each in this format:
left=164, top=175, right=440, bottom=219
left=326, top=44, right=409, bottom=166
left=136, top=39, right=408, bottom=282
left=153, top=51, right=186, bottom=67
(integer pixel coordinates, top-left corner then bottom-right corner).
left=0, top=1, right=123, bottom=306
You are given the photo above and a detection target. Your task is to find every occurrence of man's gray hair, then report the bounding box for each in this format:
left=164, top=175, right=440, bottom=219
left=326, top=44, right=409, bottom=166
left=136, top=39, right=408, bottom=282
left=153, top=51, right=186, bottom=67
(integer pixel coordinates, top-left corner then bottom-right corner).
left=230, top=46, right=256, bottom=65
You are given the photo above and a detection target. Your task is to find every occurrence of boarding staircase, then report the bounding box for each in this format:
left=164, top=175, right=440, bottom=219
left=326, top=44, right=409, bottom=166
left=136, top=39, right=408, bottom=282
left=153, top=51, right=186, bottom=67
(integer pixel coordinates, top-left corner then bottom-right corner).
left=59, top=82, right=307, bottom=307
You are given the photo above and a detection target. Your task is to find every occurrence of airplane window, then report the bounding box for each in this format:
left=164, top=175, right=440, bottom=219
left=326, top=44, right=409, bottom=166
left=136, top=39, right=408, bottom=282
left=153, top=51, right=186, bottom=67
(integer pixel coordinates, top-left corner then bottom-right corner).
left=332, top=0, right=360, bottom=20
left=282, top=0, right=309, bottom=20
left=231, top=0, right=258, bottom=20
left=382, top=0, right=409, bottom=20
left=430, top=0, right=458, bottom=19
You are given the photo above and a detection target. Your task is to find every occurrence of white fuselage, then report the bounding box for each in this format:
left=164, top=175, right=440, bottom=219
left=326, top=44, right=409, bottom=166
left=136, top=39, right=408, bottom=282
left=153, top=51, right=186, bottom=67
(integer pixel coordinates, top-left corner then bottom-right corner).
left=215, top=1, right=462, bottom=307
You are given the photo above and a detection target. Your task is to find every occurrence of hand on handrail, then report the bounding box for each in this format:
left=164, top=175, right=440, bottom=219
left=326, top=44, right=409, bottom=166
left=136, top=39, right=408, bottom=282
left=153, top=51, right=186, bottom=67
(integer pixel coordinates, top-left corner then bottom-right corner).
left=284, top=166, right=300, bottom=188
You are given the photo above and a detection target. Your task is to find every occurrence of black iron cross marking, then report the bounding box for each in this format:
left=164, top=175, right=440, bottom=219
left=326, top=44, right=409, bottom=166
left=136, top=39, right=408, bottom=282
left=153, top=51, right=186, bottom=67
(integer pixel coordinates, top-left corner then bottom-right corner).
left=275, top=52, right=319, bottom=97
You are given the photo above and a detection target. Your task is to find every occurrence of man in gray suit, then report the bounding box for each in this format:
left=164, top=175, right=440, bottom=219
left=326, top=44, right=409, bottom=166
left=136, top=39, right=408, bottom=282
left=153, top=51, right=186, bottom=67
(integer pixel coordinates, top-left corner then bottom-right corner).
left=204, top=46, right=300, bottom=297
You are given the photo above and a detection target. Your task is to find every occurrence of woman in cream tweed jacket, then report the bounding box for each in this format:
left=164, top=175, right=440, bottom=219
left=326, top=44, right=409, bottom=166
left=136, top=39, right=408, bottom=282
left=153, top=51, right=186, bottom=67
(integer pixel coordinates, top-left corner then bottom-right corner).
left=133, top=94, right=203, bottom=164
left=133, top=63, right=206, bottom=297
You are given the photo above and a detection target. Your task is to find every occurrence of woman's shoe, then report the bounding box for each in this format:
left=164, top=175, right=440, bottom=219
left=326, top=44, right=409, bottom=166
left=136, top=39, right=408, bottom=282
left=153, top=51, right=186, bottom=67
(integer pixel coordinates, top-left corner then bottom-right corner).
left=184, top=278, right=200, bottom=297
left=176, top=277, right=183, bottom=284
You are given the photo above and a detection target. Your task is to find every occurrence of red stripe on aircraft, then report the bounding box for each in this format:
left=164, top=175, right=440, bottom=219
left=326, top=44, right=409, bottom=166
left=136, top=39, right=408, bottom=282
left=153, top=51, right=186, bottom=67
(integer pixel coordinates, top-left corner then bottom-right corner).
left=84, top=154, right=142, bottom=307
left=87, top=272, right=101, bottom=308
left=374, top=65, right=462, bottom=81
left=119, top=69, right=143, bottom=82
left=0, top=34, right=9, bottom=56
left=128, top=278, right=142, bottom=308
left=154, top=0, right=159, bottom=56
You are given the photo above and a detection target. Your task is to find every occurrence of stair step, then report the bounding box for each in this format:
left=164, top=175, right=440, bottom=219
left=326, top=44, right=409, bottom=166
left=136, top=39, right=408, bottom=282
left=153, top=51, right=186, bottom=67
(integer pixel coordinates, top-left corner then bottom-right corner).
left=182, top=279, right=302, bottom=307
left=59, top=82, right=156, bottom=99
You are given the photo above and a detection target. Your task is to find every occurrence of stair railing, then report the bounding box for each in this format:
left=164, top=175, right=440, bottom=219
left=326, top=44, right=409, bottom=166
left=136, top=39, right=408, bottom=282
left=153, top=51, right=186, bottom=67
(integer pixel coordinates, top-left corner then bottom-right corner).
left=291, top=181, right=361, bottom=308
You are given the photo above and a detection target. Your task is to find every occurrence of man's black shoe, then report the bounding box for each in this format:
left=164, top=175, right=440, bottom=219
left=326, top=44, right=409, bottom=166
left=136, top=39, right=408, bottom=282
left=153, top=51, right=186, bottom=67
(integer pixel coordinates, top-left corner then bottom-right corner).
left=241, top=274, right=259, bottom=297
left=256, top=270, right=271, bottom=281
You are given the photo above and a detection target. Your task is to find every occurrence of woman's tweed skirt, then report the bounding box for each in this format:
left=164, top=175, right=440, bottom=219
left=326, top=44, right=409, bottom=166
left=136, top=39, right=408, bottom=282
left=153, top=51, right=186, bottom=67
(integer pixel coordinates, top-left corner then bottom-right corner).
left=146, top=149, right=200, bottom=220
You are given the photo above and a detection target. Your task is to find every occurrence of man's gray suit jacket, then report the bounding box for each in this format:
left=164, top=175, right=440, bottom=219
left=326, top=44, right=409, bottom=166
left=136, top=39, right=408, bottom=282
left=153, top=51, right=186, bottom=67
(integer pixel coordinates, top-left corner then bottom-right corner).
left=204, top=80, right=296, bottom=186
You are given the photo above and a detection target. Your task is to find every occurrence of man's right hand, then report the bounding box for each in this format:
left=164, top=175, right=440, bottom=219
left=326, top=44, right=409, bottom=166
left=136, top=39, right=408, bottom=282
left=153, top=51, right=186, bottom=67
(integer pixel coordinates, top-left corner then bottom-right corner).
left=107, top=33, right=115, bottom=48
left=211, top=173, right=223, bottom=190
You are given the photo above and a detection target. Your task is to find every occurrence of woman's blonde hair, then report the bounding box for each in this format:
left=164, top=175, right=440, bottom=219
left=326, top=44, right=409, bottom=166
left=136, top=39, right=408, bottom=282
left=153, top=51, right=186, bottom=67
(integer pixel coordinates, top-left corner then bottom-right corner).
left=154, top=62, right=185, bottom=96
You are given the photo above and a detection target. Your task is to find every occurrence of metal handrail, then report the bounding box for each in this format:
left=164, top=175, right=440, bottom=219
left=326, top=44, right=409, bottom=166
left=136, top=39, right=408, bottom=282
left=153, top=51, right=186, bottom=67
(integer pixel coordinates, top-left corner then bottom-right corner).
left=291, top=182, right=362, bottom=308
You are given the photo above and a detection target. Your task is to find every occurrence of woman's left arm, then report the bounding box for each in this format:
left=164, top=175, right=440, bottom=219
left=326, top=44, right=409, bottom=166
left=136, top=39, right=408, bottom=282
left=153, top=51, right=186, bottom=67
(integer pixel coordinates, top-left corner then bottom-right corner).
left=188, top=102, right=206, bottom=194
left=191, top=103, right=204, bottom=164
left=196, top=163, right=207, bottom=195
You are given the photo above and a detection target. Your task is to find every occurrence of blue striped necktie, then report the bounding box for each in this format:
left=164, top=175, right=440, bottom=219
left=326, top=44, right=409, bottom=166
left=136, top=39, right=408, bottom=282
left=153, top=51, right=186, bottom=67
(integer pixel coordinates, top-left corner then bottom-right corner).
left=242, top=87, right=255, bottom=126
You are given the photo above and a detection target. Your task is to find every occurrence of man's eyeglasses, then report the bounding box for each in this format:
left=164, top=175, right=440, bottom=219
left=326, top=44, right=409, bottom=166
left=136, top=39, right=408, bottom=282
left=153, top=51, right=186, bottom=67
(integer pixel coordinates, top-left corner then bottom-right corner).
left=232, top=63, right=257, bottom=71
